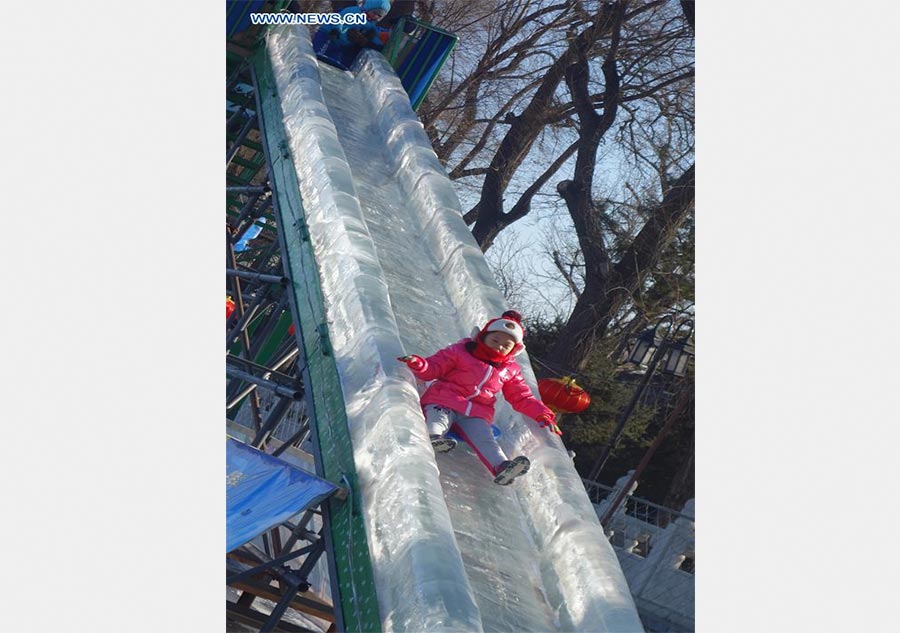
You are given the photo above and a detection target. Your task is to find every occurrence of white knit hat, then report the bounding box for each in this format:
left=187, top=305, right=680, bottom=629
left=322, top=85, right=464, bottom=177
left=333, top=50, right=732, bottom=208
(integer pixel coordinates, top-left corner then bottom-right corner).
left=479, top=311, right=525, bottom=345
left=483, top=318, right=524, bottom=344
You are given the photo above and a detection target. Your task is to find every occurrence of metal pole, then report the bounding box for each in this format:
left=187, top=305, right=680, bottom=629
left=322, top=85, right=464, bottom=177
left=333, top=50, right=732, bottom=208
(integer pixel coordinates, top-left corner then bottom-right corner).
left=226, top=545, right=314, bottom=585
left=226, top=294, right=291, bottom=401
left=227, top=59, right=248, bottom=93
left=252, top=396, right=295, bottom=448
left=266, top=338, right=305, bottom=375
left=229, top=189, right=267, bottom=236
left=588, top=341, right=669, bottom=481
left=227, top=231, right=265, bottom=431
left=227, top=345, right=301, bottom=408
left=226, top=104, right=247, bottom=133
left=226, top=111, right=258, bottom=167
left=272, top=419, right=311, bottom=457
left=226, top=185, right=268, bottom=195
left=227, top=350, right=300, bottom=385
left=293, top=537, right=326, bottom=582
left=249, top=234, right=282, bottom=273
left=226, top=268, right=288, bottom=286
left=259, top=579, right=301, bottom=633
left=225, top=366, right=303, bottom=400
left=280, top=508, right=318, bottom=552
left=246, top=294, right=290, bottom=360
left=225, top=290, right=270, bottom=348
left=231, top=197, right=273, bottom=245
left=599, top=387, right=693, bottom=526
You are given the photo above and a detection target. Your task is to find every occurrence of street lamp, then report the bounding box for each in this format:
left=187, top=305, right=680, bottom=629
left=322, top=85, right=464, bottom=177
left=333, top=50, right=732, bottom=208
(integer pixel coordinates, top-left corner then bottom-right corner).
left=626, top=327, right=662, bottom=366
left=661, top=320, right=694, bottom=378
left=599, top=384, right=693, bottom=527
left=586, top=315, right=694, bottom=481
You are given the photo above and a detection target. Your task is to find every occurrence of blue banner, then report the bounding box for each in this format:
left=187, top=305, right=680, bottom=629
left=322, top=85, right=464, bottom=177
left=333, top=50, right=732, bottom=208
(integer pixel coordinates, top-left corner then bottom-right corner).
left=226, top=438, right=338, bottom=552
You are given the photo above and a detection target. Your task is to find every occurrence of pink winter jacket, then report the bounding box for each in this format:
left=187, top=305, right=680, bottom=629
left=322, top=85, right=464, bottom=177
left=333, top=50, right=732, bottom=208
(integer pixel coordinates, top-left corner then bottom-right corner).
left=410, top=339, right=553, bottom=424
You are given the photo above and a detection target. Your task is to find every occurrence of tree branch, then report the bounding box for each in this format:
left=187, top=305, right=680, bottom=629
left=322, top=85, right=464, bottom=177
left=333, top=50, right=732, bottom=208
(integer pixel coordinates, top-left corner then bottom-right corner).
left=471, top=2, right=623, bottom=249
left=552, top=250, right=583, bottom=298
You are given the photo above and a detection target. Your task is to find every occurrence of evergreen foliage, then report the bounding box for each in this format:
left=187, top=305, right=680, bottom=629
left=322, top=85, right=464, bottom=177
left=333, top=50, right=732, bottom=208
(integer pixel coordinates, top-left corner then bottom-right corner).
left=524, top=316, right=693, bottom=506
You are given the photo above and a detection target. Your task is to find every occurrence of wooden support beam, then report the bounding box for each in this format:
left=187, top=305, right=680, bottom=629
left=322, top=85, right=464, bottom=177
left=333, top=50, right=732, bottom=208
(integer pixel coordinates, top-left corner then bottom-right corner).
left=228, top=577, right=335, bottom=623
left=226, top=600, right=316, bottom=633
left=236, top=590, right=256, bottom=609
left=227, top=554, right=334, bottom=623
left=226, top=41, right=253, bottom=58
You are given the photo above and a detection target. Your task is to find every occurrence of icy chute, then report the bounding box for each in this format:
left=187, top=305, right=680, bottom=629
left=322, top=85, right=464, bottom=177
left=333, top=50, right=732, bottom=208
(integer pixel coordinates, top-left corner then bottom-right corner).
left=255, top=24, right=645, bottom=633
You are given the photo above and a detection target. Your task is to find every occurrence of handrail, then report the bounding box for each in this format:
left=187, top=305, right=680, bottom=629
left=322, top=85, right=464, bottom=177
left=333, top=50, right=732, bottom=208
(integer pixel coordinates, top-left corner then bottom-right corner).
left=382, top=17, right=458, bottom=110
left=581, top=478, right=694, bottom=524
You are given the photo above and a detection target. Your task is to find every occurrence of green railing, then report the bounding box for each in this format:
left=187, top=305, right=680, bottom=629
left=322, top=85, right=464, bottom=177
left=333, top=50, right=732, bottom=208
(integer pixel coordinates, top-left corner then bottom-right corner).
left=382, top=17, right=458, bottom=110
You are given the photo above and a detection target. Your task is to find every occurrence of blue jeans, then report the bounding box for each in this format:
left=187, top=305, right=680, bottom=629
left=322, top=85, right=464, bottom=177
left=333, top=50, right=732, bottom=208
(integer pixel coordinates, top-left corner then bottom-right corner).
left=424, top=405, right=508, bottom=474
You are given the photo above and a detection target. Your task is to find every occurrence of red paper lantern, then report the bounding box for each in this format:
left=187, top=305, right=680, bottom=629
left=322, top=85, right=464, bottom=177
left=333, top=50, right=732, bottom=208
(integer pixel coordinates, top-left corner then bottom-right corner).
left=226, top=296, right=236, bottom=319
left=538, top=376, right=591, bottom=414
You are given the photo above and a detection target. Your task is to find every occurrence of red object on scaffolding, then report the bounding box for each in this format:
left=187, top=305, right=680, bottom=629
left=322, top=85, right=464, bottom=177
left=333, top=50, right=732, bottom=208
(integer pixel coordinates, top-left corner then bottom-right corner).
left=226, top=296, right=236, bottom=319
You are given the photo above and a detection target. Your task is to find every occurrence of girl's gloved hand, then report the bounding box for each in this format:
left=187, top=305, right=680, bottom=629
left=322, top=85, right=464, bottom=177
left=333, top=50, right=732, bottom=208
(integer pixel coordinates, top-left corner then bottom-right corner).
left=536, top=413, right=562, bottom=436
left=397, top=355, right=426, bottom=372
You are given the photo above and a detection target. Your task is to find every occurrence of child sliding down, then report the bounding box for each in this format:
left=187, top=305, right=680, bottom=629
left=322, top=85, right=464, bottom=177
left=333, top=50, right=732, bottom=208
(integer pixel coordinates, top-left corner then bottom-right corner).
left=398, top=311, right=560, bottom=485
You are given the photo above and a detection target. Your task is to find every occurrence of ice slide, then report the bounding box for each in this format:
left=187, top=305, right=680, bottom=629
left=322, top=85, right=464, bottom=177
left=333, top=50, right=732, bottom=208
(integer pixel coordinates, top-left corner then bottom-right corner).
left=254, top=24, right=644, bottom=633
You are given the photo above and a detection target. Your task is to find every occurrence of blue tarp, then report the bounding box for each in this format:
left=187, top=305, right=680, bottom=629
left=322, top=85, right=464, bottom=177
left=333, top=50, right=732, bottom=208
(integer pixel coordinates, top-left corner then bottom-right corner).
left=226, top=438, right=338, bottom=552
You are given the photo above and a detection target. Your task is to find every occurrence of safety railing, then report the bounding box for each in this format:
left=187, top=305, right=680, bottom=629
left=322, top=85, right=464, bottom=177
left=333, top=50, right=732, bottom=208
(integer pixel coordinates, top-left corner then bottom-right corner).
left=583, top=477, right=695, bottom=630
left=582, top=478, right=694, bottom=551
left=382, top=17, right=458, bottom=110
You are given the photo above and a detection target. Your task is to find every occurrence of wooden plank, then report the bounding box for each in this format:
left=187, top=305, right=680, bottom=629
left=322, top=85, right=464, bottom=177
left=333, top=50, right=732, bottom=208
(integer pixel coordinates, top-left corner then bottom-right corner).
left=271, top=527, right=284, bottom=557
left=226, top=601, right=315, bottom=633
left=226, top=553, right=334, bottom=622
left=236, top=590, right=257, bottom=609
left=227, top=41, right=253, bottom=59
left=229, top=577, right=335, bottom=622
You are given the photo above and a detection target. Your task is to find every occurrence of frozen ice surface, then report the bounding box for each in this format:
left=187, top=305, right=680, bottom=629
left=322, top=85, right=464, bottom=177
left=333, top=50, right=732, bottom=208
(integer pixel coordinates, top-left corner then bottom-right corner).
left=267, top=25, right=644, bottom=632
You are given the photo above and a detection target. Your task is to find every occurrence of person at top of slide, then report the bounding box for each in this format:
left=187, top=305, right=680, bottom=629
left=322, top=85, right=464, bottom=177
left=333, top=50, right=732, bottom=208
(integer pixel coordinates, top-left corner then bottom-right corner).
left=318, top=0, right=392, bottom=51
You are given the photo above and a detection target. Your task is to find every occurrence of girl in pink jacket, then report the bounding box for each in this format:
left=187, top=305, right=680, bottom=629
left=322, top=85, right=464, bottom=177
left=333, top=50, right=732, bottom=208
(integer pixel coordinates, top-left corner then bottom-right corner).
left=398, top=311, right=560, bottom=485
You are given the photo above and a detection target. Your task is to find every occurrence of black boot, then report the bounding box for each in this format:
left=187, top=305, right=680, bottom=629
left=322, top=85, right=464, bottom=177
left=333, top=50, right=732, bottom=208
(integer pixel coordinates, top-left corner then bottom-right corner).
left=430, top=434, right=457, bottom=453
left=493, top=456, right=531, bottom=485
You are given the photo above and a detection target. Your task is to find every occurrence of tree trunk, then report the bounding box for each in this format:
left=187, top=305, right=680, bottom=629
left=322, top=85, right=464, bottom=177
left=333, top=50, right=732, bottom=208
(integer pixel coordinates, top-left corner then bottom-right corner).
left=544, top=163, right=694, bottom=372
left=470, top=3, right=622, bottom=250
left=663, top=429, right=694, bottom=510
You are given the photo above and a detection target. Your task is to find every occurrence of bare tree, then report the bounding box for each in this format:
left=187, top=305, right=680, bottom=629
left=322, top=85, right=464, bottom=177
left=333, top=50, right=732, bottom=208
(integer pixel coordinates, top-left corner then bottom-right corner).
left=546, top=162, right=693, bottom=370
left=300, top=1, right=695, bottom=371
left=483, top=231, right=531, bottom=308
left=419, top=1, right=694, bottom=370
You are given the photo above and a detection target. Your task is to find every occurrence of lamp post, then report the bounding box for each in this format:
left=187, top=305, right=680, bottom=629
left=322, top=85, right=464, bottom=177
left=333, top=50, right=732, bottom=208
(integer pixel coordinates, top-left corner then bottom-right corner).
left=599, top=385, right=693, bottom=526
left=586, top=316, right=694, bottom=482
